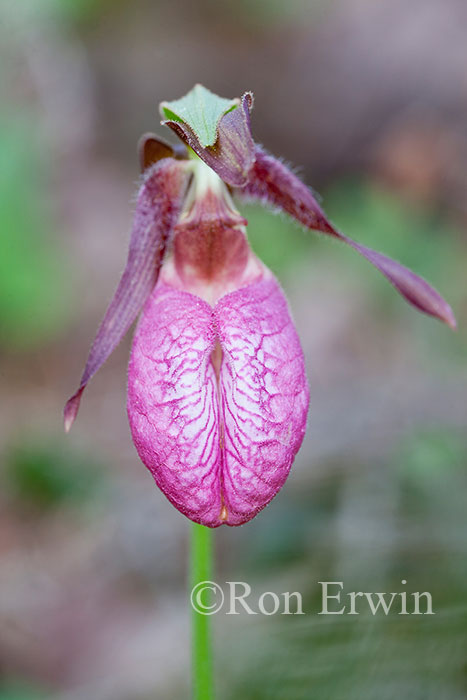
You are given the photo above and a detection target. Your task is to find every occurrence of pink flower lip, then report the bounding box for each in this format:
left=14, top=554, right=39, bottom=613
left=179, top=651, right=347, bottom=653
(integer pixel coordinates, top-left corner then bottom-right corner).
left=127, top=273, right=309, bottom=527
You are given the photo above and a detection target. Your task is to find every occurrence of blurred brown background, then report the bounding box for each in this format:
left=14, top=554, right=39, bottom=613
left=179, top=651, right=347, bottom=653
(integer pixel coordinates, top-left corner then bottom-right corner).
left=1, top=0, right=466, bottom=698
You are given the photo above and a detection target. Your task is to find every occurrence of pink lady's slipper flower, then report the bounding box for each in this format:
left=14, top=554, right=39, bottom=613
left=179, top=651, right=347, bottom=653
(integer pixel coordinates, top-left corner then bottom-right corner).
left=65, top=85, right=456, bottom=527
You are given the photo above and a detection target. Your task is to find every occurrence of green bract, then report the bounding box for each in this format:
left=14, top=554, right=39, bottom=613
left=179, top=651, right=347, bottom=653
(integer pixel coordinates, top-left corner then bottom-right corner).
left=160, top=84, right=239, bottom=148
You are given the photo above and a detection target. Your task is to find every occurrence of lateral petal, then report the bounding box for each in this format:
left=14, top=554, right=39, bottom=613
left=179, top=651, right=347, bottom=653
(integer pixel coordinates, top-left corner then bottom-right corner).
left=64, top=159, right=190, bottom=431
left=238, top=147, right=456, bottom=329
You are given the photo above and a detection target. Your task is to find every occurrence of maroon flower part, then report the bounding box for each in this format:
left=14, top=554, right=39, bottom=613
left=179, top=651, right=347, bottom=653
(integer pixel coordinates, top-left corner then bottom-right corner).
left=64, top=158, right=190, bottom=431
left=65, top=85, right=456, bottom=527
left=237, top=147, right=457, bottom=329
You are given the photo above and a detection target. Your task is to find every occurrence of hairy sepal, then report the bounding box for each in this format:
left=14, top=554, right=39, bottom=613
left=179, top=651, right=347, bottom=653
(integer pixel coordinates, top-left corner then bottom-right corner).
left=162, top=93, right=255, bottom=187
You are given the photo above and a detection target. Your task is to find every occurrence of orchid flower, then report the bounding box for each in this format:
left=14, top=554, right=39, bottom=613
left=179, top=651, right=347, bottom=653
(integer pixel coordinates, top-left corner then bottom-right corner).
left=64, top=85, right=456, bottom=528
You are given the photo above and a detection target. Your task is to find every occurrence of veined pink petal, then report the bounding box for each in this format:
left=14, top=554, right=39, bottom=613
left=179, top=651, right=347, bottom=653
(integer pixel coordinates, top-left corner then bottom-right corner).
left=64, top=159, right=190, bottom=432
left=238, top=147, right=456, bottom=329
left=127, top=274, right=309, bottom=527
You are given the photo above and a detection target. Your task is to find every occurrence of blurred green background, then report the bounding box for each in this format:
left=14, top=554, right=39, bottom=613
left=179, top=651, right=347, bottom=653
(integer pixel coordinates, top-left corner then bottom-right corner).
left=0, top=0, right=466, bottom=698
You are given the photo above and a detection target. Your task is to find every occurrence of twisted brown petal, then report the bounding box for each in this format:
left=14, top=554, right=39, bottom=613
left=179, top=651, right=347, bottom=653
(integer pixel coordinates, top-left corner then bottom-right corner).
left=238, top=147, right=456, bottom=329
left=64, top=158, right=190, bottom=432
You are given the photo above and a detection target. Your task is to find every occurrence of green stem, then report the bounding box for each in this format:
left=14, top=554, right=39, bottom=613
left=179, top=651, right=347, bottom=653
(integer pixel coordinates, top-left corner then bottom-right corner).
left=190, top=522, right=214, bottom=700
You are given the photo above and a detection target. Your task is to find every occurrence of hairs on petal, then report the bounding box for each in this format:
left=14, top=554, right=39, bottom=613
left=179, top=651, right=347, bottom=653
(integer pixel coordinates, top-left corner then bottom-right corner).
left=64, top=158, right=190, bottom=431
left=237, top=146, right=456, bottom=329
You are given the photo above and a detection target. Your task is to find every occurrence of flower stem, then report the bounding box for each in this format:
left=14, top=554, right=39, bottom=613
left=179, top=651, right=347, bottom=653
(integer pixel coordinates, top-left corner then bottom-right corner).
left=190, top=522, right=214, bottom=699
